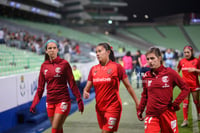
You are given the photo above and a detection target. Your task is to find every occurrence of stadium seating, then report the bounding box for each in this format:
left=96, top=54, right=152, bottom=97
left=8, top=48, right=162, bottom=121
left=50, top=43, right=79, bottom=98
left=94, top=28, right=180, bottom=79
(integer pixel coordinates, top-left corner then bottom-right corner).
left=184, top=25, right=200, bottom=51
left=3, top=18, right=138, bottom=52
left=0, top=45, right=43, bottom=76
left=125, top=25, right=200, bottom=51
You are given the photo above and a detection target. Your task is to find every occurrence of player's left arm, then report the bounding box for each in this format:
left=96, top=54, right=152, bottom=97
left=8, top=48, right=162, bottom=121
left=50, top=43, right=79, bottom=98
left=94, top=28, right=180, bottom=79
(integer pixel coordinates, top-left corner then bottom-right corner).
left=171, top=69, right=190, bottom=106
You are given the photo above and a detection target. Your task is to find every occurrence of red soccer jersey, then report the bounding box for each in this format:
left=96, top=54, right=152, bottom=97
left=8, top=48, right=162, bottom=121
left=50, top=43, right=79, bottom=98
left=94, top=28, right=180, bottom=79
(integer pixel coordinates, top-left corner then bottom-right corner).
left=177, top=58, right=200, bottom=89
left=88, top=61, right=127, bottom=111
left=138, top=65, right=189, bottom=117
left=34, top=56, right=81, bottom=104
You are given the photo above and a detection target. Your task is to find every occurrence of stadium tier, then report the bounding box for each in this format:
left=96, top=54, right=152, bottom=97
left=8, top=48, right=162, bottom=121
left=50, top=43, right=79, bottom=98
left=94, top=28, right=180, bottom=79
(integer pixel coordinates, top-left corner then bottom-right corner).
left=0, top=45, right=43, bottom=76
left=2, top=17, right=139, bottom=52
left=184, top=25, right=200, bottom=51
left=125, top=25, right=200, bottom=52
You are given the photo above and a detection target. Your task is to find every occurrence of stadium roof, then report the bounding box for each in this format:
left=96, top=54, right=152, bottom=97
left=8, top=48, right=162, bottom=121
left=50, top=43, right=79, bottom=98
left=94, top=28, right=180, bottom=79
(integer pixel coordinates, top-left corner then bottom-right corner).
left=119, top=0, right=200, bottom=22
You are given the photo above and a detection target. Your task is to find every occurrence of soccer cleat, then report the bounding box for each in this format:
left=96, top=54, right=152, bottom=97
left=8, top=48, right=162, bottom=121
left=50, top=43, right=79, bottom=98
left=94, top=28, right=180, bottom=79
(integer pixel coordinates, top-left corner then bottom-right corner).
left=181, top=120, right=188, bottom=127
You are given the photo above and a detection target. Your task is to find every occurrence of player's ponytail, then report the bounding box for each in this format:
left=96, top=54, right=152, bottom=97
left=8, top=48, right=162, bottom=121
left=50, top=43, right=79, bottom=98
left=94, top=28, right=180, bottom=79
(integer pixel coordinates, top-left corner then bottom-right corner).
left=98, top=43, right=115, bottom=62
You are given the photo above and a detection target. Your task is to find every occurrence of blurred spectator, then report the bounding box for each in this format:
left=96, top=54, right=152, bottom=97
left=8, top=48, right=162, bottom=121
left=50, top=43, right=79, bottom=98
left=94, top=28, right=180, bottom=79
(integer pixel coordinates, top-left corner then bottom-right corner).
left=164, top=48, right=174, bottom=68
left=134, top=50, right=142, bottom=88
left=58, top=40, right=64, bottom=58
left=0, top=28, right=5, bottom=44
left=138, top=52, right=150, bottom=76
left=118, top=46, right=123, bottom=53
left=34, top=38, right=43, bottom=55
left=72, top=65, right=82, bottom=93
left=117, top=57, right=124, bottom=67
left=63, top=39, right=71, bottom=62
left=123, top=51, right=133, bottom=84
left=75, top=43, right=81, bottom=55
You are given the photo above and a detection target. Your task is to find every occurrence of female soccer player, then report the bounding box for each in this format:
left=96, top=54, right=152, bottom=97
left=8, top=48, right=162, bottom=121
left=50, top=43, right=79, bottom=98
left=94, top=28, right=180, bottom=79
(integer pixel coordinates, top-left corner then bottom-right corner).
left=177, top=45, right=200, bottom=127
left=30, top=39, right=84, bottom=133
left=83, top=43, right=139, bottom=133
left=137, top=47, right=190, bottom=133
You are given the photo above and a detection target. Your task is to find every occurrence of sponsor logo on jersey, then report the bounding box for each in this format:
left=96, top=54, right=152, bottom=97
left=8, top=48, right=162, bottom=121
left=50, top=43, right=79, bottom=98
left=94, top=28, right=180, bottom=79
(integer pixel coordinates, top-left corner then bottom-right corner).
left=93, top=77, right=111, bottom=82
left=182, top=67, right=195, bottom=71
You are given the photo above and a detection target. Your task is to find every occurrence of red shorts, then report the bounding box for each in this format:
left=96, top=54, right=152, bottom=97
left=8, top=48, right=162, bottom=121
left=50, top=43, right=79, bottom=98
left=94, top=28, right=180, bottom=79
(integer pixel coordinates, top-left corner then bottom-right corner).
left=46, top=102, right=71, bottom=117
left=144, top=109, right=178, bottom=133
left=96, top=110, right=122, bottom=132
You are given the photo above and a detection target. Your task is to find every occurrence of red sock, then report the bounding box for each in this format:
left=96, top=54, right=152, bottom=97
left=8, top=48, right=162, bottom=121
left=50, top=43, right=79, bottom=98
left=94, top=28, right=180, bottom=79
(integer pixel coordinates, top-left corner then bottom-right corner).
left=194, top=100, right=200, bottom=114
left=52, top=128, right=63, bottom=133
left=183, top=99, right=189, bottom=120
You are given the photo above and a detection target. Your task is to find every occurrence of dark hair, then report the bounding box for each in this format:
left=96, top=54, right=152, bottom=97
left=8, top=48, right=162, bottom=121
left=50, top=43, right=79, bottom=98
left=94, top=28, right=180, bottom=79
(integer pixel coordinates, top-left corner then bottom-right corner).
left=73, top=65, right=77, bottom=68
left=126, top=51, right=131, bottom=56
left=44, top=53, right=49, bottom=61
left=146, top=47, right=163, bottom=64
left=137, top=50, right=141, bottom=56
left=98, top=43, right=115, bottom=62
left=183, top=45, right=194, bottom=60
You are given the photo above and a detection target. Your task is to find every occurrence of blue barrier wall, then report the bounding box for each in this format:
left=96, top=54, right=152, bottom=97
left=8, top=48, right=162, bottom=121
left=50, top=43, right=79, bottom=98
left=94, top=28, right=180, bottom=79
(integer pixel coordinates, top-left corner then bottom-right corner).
left=0, top=81, right=95, bottom=133
left=0, top=97, right=46, bottom=133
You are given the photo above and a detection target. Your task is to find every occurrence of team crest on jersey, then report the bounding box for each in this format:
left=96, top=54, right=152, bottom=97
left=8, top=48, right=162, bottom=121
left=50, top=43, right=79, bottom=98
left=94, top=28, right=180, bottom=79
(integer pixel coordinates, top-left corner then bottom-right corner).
left=107, top=68, right=112, bottom=74
left=54, top=67, right=61, bottom=77
left=192, top=61, right=195, bottom=66
left=93, top=70, right=97, bottom=76
left=55, top=67, right=61, bottom=73
left=162, top=76, right=170, bottom=88
left=44, top=69, right=48, bottom=75
left=148, top=80, right=152, bottom=87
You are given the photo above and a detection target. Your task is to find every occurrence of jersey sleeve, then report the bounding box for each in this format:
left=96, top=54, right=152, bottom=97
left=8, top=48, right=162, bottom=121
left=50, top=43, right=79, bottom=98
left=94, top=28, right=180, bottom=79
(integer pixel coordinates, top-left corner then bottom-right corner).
left=31, top=64, right=46, bottom=107
left=65, top=62, right=81, bottom=100
left=137, top=76, right=148, bottom=113
left=177, top=60, right=182, bottom=70
left=88, top=67, right=93, bottom=81
left=117, top=63, right=127, bottom=80
left=197, top=59, right=200, bottom=69
left=171, top=69, right=190, bottom=106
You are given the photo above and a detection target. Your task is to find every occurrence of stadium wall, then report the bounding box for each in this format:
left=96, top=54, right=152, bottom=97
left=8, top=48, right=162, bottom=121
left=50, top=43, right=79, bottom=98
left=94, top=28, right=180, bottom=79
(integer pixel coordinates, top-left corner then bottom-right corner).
left=0, top=72, right=46, bottom=133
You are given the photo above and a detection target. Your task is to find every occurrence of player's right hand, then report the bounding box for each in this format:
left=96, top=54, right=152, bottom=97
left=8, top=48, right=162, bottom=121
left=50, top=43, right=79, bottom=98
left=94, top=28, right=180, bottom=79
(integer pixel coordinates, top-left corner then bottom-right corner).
left=169, top=103, right=180, bottom=112
left=83, top=90, right=90, bottom=99
left=30, top=106, right=36, bottom=113
left=137, top=111, right=144, bottom=121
